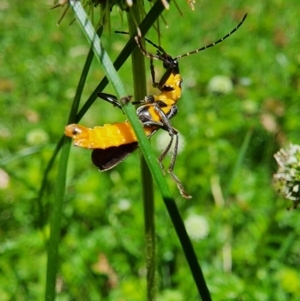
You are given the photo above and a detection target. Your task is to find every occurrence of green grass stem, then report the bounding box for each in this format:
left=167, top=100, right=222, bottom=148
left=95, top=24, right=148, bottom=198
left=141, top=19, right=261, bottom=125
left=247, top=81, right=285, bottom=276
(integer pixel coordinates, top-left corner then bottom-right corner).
left=127, top=4, right=156, bottom=300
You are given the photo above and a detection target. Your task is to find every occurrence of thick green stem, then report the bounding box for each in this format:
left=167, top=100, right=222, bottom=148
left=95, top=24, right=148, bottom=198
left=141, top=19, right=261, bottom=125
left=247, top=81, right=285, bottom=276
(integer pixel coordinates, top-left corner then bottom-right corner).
left=127, top=4, right=156, bottom=300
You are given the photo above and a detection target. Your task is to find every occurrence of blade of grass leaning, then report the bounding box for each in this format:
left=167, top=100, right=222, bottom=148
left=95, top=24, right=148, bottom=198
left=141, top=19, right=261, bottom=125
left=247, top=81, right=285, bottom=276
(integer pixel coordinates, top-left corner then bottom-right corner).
left=68, top=0, right=172, bottom=197
left=127, top=5, right=156, bottom=300
left=45, top=141, right=71, bottom=301
left=70, top=1, right=211, bottom=299
left=44, top=25, right=98, bottom=301
left=0, top=145, right=42, bottom=166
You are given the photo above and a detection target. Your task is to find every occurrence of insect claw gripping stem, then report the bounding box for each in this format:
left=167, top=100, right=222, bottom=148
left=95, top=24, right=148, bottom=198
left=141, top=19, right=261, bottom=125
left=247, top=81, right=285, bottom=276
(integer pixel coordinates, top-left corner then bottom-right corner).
left=66, top=14, right=247, bottom=199
left=120, top=95, right=132, bottom=105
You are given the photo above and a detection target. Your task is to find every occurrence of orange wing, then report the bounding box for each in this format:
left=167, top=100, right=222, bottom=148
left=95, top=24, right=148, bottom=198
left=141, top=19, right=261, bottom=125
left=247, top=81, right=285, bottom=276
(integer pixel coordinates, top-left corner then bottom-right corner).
left=65, top=121, right=153, bottom=149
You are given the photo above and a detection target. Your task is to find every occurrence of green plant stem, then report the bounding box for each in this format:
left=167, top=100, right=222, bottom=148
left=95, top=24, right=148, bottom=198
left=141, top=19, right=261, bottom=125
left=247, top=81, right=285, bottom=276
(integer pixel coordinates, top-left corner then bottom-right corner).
left=128, top=4, right=156, bottom=300
left=45, top=141, right=70, bottom=301
left=164, top=197, right=211, bottom=300
left=45, top=20, right=97, bottom=301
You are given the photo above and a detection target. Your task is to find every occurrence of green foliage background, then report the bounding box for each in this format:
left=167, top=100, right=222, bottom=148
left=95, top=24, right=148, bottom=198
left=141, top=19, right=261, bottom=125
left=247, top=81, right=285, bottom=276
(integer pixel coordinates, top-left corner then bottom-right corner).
left=1, top=0, right=300, bottom=300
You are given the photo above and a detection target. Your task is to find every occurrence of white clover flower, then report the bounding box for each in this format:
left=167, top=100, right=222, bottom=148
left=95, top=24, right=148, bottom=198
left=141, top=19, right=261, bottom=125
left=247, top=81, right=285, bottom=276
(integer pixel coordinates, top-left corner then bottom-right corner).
left=0, top=168, right=9, bottom=189
left=184, top=214, right=209, bottom=241
left=273, top=144, right=300, bottom=208
left=117, top=198, right=131, bottom=211
left=26, top=128, right=49, bottom=145
left=207, top=75, right=233, bottom=95
left=242, top=99, right=258, bottom=115
left=239, top=77, right=252, bottom=86
left=154, top=131, right=185, bottom=156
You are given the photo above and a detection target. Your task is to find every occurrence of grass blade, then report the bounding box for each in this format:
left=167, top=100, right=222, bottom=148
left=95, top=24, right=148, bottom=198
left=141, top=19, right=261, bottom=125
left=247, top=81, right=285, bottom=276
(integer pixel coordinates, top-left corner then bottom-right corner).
left=70, top=1, right=211, bottom=299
